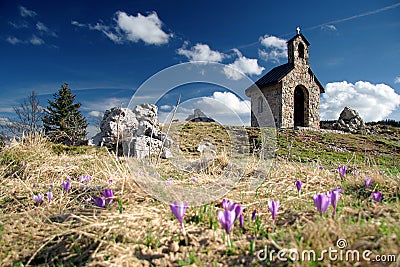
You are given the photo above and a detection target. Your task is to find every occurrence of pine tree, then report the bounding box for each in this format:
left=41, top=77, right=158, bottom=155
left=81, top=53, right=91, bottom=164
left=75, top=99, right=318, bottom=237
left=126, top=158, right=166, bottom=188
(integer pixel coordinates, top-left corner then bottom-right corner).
left=43, top=83, right=88, bottom=145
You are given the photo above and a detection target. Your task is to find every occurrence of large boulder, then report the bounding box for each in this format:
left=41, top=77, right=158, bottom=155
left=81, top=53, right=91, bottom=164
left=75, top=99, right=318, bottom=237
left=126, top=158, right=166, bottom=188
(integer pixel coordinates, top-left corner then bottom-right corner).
left=333, top=107, right=365, bottom=134
left=92, top=104, right=172, bottom=159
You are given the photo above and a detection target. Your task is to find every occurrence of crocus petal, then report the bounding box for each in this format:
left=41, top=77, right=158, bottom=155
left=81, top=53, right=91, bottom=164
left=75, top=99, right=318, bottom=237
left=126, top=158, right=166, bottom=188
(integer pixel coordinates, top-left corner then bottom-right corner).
left=251, top=209, right=257, bottom=222
left=365, top=178, right=373, bottom=188
left=218, top=209, right=236, bottom=234
left=268, top=200, right=280, bottom=220
left=170, top=201, right=187, bottom=224
left=295, top=180, right=302, bottom=192
left=239, top=214, right=244, bottom=228
left=94, top=197, right=106, bottom=208
left=314, top=194, right=330, bottom=214
left=371, top=192, right=382, bottom=202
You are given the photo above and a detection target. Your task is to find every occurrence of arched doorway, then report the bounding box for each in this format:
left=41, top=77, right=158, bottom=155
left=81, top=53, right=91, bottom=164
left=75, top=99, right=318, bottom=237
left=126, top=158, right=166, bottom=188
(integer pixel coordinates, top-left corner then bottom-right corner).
left=294, top=86, right=307, bottom=127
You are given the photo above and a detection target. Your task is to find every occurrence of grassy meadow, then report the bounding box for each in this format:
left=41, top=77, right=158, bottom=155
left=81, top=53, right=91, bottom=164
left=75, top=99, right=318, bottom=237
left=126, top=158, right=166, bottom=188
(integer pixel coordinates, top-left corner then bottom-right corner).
left=0, top=123, right=399, bottom=266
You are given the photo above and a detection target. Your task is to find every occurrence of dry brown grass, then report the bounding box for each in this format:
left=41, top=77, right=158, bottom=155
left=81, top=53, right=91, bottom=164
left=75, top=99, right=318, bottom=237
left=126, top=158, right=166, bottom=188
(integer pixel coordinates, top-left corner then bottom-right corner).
left=0, top=135, right=399, bottom=266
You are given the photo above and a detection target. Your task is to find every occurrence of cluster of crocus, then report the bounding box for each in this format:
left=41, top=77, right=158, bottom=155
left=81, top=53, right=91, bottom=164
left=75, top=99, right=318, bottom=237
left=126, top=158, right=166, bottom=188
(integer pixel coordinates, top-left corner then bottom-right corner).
left=217, top=199, right=242, bottom=247
left=32, top=184, right=54, bottom=205
left=337, top=166, right=347, bottom=178
left=314, top=188, right=343, bottom=216
left=79, top=175, right=92, bottom=184
left=32, top=193, right=44, bottom=206
left=94, top=189, right=114, bottom=208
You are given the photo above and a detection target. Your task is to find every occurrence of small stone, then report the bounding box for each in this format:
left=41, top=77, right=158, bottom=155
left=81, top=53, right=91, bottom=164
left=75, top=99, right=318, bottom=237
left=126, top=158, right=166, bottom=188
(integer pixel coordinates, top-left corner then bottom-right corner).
left=169, top=241, right=179, bottom=252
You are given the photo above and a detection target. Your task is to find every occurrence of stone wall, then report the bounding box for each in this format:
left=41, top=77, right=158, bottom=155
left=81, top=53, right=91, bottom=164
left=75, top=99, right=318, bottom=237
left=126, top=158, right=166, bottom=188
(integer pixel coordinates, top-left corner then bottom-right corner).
left=281, top=64, right=321, bottom=128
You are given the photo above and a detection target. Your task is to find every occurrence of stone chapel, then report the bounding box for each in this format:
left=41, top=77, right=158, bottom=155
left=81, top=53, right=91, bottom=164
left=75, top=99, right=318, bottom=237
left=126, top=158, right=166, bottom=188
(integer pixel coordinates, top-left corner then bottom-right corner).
left=245, top=30, right=324, bottom=128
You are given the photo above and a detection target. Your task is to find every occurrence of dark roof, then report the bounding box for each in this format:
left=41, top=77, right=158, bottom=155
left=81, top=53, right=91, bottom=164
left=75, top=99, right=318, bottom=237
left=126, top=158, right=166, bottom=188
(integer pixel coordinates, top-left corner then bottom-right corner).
left=287, top=33, right=310, bottom=46
left=255, top=63, right=294, bottom=88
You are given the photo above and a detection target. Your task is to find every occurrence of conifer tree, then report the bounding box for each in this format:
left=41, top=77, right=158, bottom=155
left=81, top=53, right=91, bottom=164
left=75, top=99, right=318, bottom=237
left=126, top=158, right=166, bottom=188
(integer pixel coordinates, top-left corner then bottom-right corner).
left=43, top=83, right=88, bottom=145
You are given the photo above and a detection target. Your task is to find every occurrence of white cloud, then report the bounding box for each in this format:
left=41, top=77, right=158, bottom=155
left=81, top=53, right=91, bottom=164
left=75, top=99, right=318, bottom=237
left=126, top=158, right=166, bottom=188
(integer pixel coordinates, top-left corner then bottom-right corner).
left=320, top=81, right=400, bottom=122
left=321, top=24, right=337, bottom=31
left=90, top=22, right=122, bottom=43
left=203, top=92, right=251, bottom=114
left=160, top=105, right=173, bottom=111
left=115, top=11, right=171, bottom=45
left=224, top=49, right=264, bottom=80
left=258, top=35, right=287, bottom=63
left=71, top=20, right=86, bottom=27
left=395, top=76, right=400, bottom=84
left=9, top=21, right=28, bottom=29
left=19, top=6, right=37, bottom=17
left=177, top=43, right=225, bottom=62
left=36, top=22, right=57, bottom=37
left=29, top=35, right=44, bottom=45
left=88, top=111, right=103, bottom=118
left=6, top=36, right=22, bottom=45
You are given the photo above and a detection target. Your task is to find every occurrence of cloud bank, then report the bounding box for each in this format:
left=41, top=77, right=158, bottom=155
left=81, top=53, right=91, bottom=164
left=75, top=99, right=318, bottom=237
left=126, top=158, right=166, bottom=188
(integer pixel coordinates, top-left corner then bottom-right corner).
left=320, top=81, right=400, bottom=122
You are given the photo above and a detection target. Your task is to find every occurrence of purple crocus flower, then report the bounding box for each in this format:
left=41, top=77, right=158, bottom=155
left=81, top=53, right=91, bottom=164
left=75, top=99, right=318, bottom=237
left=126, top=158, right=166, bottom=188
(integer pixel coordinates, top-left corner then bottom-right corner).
left=268, top=199, right=280, bottom=221
left=221, top=199, right=242, bottom=221
left=21, top=161, right=25, bottom=167
left=337, top=166, right=346, bottom=178
left=227, top=162, right=233, bottom=169
left=62, top=180, right=71, bottom=193
left=295, top=180, right=302, bottom=193
left=33, top=193, right=44, bottom=206
left=239, top=214, right=244, bottom=228
left=313, top=194, right=330, bottom=215
left=217, top=208, right=236, bottom=234
left=102, top=189, right=114, bottom=205
left=94, top=197, right=106, bottom=208
left=329, top=189, right=341, bottom=215
left=166, top=178, right=173, bottom=184
left=108, top=179, right=113, bottom=184
left=170, top=201, right=188, bottom=235
left=365, top=178, right=373, bottom=189
left=190, top=177, right=198, bottom=183
left=318, top=166, right=324, bottom=170
left=371, top=192, right=382, bottom=203
left=273, top=165, right=278, bottom=169
left=46, top=185, right=53, bottom=203
left=251, top=209, right=257, bottom=222
left=79, top=175, right=92, bottom=184
left=379, top=170, right=384, bottom=175
left=352, top=169, right=359, bottom=176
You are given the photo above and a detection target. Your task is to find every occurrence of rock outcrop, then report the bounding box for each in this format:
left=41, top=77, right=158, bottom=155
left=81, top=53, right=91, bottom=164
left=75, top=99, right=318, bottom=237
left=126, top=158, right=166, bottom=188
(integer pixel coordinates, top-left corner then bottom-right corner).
left=92, top=104, right=172, bottom=159
left=333, top=107, right=365, bottom=134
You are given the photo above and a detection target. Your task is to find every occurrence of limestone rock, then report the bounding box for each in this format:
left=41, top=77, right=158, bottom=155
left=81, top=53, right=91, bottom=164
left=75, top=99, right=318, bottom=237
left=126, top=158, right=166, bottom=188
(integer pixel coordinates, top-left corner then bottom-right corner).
left=92, top=104, right=173, bottom=159
left=333, top=107, right=365, bottom=134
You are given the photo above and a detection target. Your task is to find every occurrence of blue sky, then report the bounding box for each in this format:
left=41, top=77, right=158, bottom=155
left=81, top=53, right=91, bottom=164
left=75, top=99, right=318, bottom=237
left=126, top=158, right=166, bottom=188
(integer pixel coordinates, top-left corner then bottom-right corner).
left=1, top=0, right=400, bottom=136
